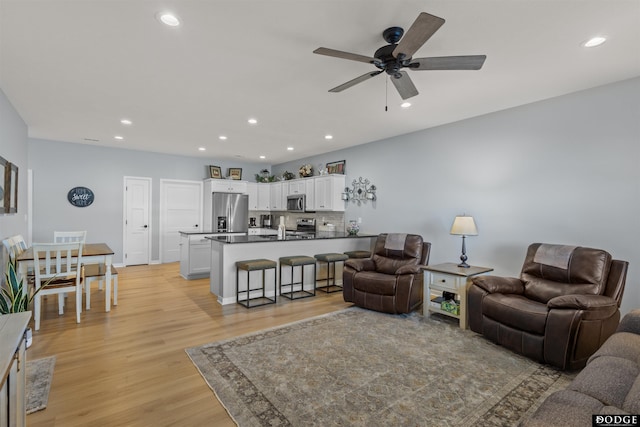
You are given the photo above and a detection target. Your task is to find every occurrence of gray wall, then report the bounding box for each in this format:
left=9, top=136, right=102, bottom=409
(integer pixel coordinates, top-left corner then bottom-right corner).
left=4, top=77, right=639, bottom=314
left=28, top=139, right=266, bottom=263
left=0, top=88, right=29, bottom=270
left=274, top=77, right=640, bottom=315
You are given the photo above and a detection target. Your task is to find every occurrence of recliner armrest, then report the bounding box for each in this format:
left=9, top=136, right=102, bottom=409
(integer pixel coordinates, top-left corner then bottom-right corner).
left=471, top=276, right=524, bottom=294
left=345, top=258, right=375, bottom=272
left=547, top=294, right=618, bottom=320
left=395, top=265, right=422, bottom=275
left=547, top=294, right=617, bottom=310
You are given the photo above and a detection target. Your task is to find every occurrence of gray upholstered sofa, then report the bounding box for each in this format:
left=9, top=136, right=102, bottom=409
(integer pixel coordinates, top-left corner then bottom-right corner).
left=524, top=309, right=640, bottom=426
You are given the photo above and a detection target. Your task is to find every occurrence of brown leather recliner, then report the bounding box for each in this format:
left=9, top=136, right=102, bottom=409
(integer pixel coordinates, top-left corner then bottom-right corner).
left=343, top=233, right=431, bottom=314
left=468, top=243, right=628, bottom=370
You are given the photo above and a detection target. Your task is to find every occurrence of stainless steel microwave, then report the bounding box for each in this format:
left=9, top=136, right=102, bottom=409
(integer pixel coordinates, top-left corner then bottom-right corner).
left=286, top=194, right=306, bottom=212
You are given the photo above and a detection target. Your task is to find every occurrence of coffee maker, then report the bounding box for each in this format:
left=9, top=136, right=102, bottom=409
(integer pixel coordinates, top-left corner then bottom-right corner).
left=249, top=217, right=257, bottom=227
left=260, top=214, right=273, bottom=228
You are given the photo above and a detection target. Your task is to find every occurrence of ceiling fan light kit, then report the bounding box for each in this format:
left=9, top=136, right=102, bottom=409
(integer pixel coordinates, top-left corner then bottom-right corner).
left=314, top=11, right=487, bottom=100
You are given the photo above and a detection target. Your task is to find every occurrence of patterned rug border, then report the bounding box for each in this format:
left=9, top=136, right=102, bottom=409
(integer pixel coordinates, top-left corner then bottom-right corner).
left=26, top=355, right=56, bottom=415
left=185, top=308, right=361, bottom=425
left=186, top=307, right=573, bottom=426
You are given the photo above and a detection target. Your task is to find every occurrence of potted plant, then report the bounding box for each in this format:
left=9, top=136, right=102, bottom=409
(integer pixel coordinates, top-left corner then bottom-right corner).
left=0, top=258, right=49, bottom=347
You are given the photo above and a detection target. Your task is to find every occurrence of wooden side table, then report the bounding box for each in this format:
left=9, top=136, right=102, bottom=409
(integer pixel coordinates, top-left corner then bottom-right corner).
left=423, top=262, right=493, bottom=329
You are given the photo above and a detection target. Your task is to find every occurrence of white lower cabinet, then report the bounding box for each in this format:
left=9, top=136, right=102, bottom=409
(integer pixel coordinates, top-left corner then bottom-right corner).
left=0, top=312, right=30, bottom=427
left=180, top=234, right=216, bottom=279
left=248, top=228, right=278, bottom=236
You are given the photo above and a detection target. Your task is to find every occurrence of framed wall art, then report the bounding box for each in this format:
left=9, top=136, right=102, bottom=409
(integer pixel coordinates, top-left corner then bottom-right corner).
left=228, top=168, right=242, bottom=180
left=209, top=165, right=222, bottom=179
left=326, top=160, right=346, bottom=175
left=0, top=155, right=6, bottom=213
left=1, top=156, right=18, bottom=214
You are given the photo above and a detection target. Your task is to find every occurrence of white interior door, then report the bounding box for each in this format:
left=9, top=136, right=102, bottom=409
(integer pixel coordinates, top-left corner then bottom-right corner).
left=124, top=177, right=151, bottom=266
left=160, top=179, right=203, bottom=263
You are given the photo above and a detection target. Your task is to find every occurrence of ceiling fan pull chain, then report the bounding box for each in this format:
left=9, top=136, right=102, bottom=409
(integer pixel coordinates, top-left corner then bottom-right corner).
left=385, top=76, right=388, bottom=112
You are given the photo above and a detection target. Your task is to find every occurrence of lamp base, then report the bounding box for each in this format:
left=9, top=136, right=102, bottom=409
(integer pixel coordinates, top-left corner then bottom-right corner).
left=457, top=236, right=471, bottom=268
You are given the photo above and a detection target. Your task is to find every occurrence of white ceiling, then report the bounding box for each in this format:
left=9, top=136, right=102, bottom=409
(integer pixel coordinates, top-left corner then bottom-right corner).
left=1, top=1, right=639, bottom=164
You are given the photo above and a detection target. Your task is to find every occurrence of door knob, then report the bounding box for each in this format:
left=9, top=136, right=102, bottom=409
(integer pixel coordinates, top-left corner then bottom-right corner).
left=143, top=225, right=148, bottom=228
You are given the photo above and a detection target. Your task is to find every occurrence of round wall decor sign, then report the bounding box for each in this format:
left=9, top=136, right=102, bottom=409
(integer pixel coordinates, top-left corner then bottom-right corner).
left=67, top=186, right=94, bottom=207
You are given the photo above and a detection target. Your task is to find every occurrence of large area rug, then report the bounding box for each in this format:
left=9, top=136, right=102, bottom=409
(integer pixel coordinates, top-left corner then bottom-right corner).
left=186, top=308, right=574, bottom=426
left=26, top=355, right=56, bottom=414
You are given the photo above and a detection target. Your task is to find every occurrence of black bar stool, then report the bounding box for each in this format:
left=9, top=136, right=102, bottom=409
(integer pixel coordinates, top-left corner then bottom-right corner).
left=236, top=259, right=277, bottom=308
left=279, top=255, right=316, bottom=300
left=314, top=253, right=349, bottom=293
left=344, top=250, right=371, bottom=259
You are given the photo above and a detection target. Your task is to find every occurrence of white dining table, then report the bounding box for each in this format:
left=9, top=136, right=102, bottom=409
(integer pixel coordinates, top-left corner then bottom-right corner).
left=16, top=243, right=116, bottom=312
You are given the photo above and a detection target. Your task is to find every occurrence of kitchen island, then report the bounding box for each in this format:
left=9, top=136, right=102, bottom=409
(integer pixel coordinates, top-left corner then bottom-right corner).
left=207, top=232, right=375, bottom=305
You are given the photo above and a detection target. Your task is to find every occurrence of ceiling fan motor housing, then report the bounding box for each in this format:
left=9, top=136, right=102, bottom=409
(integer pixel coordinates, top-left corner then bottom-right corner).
left=374, top=44, right=407, bottom=76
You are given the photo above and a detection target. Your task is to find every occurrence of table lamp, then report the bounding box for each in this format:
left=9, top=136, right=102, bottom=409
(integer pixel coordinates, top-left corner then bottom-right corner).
left=450, top=215, right=478, bottom=268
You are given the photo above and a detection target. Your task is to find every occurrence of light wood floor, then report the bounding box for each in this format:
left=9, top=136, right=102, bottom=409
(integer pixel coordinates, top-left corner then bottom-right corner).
left=27, top=262, right=351, bottom=426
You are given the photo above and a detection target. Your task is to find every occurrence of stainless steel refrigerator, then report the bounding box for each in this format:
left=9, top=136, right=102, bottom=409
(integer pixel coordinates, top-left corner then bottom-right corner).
left=212, top=193, right=249, bottom=233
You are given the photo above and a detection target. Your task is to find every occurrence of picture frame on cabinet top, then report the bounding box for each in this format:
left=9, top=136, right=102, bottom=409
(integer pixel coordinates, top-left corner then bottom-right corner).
left=228, top=168, right=242, bottom=180
left=326, top=160, right=346, bottom=175
left=209, top=165, right=222, bottom=179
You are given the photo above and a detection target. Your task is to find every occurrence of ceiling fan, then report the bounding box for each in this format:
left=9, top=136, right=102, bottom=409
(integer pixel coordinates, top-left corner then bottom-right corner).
left=313, top=12, right=486, bottom=100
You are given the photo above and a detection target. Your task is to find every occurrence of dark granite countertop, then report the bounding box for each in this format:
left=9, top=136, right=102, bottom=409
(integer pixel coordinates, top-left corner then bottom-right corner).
left=179, top=230, right=248, bottom=236
left=206, top=232, right=375, bottom=244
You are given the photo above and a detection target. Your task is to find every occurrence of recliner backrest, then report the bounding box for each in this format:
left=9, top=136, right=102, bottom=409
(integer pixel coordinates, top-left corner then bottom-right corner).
left=372, top=233, right=424, bottom=274
left=520, top=243, right=612, bottom=303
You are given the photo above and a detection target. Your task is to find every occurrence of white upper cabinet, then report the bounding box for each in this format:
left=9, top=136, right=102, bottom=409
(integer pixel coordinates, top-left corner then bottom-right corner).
left=206, top=179, right=247, bottom=194
left=287, top=179, right=306, bottom=195
left=270, top=182, right=285, bottom=210
left=244, top=176, right=345, bottom=212
left=313, top=175, right=345, bottom=211
left=246, top=182, right=271, bottom=211
left=246, top=182, right=258, bottom=209
left=305, top=179, right=315, bottom=211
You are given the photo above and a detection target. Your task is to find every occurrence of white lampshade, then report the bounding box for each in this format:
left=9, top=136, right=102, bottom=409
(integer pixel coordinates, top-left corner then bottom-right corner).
left=450, top=215, right=478, bottom=236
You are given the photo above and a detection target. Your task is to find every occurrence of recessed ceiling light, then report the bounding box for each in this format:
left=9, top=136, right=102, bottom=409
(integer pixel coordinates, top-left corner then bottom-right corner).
left=401, top=102, right=412, bottom=108
left=583, top=36, right=606, bottom=48
left=198, top=147, right=206, bottom=151
left=248, top=118, right=258, bottom=125
left=287, top=147, right=294, bottom=151
left=157, top=12, right=180, bottom=27
left=120, top=119, right=132, bottom=125
left=259, top=155, right=266, bottom=159
left=114, top=135, right=124, bottom=140
left=219, top=135, right=227, bottom=140
left=325, top=135, right=333, bottom=140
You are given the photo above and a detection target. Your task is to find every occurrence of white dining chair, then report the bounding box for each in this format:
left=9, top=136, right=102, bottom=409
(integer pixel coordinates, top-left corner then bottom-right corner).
left=54, top=230, right=117, bottom=309
left=84, top=263, right=118, bottom=309
left=2, top=235, right=34, bottom=285
left=2, top=234, right=28, bottom=260
left=53, top=230, right=87, bottom=243
left=32, top=242, right=83, bottom=330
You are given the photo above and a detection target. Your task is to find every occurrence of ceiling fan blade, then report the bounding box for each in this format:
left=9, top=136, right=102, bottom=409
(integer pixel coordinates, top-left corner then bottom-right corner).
left=314, top=47, right=377, bottom=64
left=393, top=12, right=445, bottom=60
left=410, top=55, right=487, bottom=70
left=328, top=71, right=383, bottom=93
left=390, top=71, right=418, bottom=100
